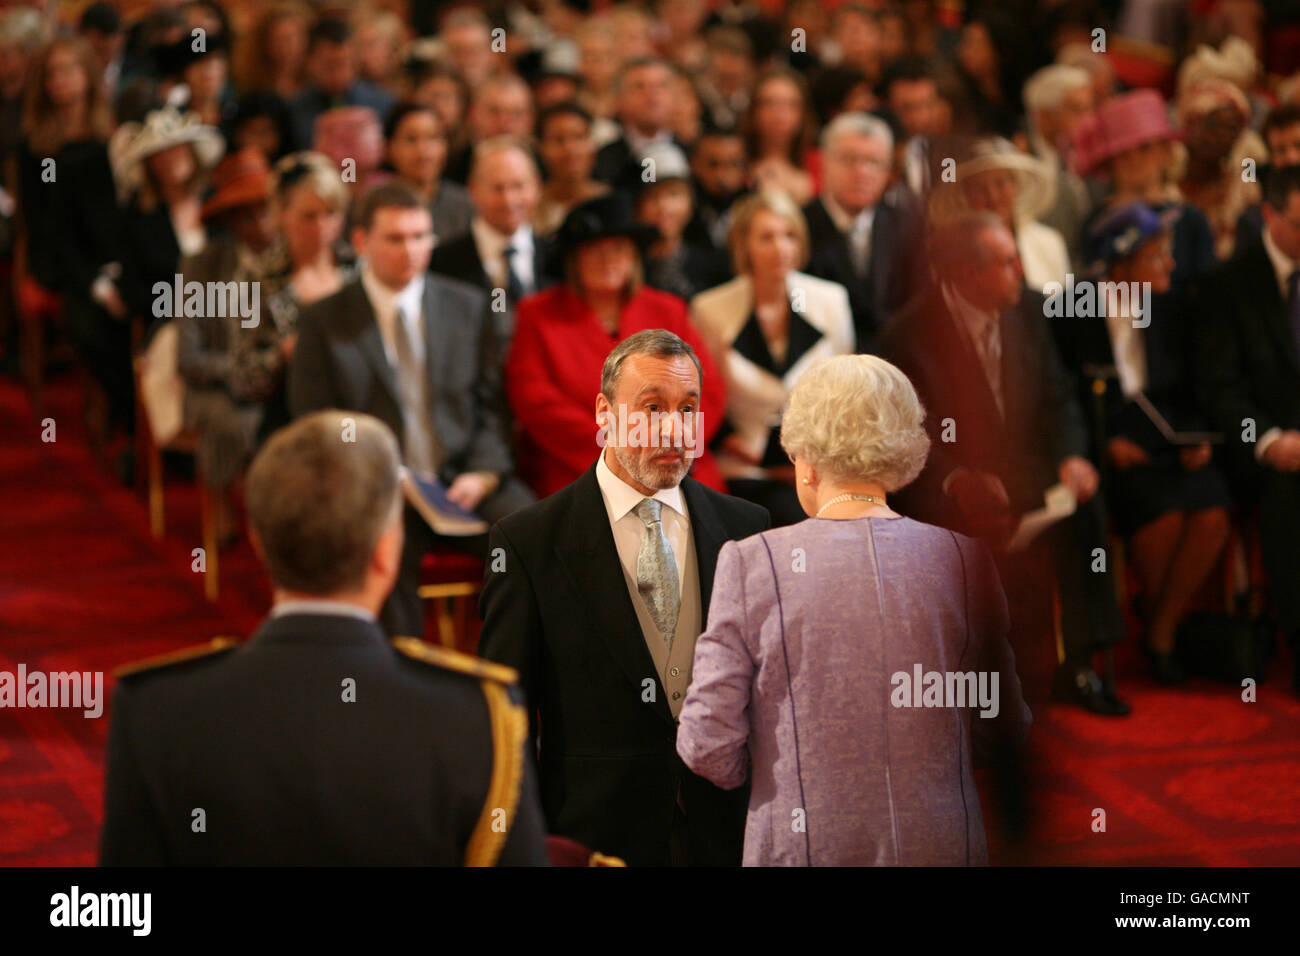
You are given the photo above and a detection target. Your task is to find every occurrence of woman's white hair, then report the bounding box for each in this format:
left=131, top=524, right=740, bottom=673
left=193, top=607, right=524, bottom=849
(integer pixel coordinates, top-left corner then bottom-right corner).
left=1023, top=64, right=1091, bottom=117
left=780, top=354, right=930, bottom=491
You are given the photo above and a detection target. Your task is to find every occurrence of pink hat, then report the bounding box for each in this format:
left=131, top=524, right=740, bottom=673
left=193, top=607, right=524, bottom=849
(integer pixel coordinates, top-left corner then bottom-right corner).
left=1069, top=89, right=1181, bottom=177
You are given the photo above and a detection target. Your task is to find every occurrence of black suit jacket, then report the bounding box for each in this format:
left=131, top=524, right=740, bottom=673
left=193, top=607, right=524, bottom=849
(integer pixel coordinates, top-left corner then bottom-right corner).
left=802, top=188, right=928, bottom=354
left=287, top=275, right=514, bottom=478
left=1195, top=239, right=1300, bottom=469
left=477, top=463, right=770, bottom=866
left=100, top=613, right=548, bottom=865
left=881, top=284, right=1090, bottom=529
left=428, top=230, right=557, bottom=345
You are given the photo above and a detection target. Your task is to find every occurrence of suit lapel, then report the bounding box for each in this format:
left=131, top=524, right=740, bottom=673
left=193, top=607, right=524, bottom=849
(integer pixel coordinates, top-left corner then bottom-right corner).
left=555, top=465, right=676, bottom=728
left=1247, top=244, right=1300, bottom=373
left=420, top=280, right=443, bottom=403
left=680, top=476, right=727, bottom=625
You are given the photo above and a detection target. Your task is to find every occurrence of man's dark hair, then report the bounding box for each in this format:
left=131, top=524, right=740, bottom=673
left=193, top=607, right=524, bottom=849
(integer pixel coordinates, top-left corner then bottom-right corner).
left=308, top=16, right=352, bottom=53
left=692, top=122, right=742, bottom=151
left=384, top=100, right=443, bottom=142
left=1263, top=103, right=1300, bottom=145
left=880, top=55, right=937, bottom=96
left=353, top=181, right=428, bottom=230
left=601, top=329, right=703, bottom=400
left=615, top=55, right=670, bottom=94
left=79, top=1, right=121, bottom=35
left=1262, top=163, right=1300, bottom=212
left=537, top=100, right=592, bottom=138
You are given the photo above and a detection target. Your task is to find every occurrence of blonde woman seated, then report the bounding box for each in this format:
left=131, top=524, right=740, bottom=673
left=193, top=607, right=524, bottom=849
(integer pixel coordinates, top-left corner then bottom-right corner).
left=677, top=354, right=1032, bottom=866
left=690, top=190, right=854, bottom=526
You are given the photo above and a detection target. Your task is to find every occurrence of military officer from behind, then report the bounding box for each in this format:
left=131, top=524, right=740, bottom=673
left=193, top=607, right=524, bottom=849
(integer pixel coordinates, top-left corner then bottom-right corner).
left=100, top=411, right=549, bottom=865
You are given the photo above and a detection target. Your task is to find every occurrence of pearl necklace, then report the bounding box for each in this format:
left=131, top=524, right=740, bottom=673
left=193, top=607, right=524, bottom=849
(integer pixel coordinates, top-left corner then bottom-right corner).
left=815, top=493, right=884, bottom=518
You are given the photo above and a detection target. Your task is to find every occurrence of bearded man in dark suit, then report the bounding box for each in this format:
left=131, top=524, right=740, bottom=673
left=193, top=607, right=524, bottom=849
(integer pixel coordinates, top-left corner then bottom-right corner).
left=477, top=329, right=770, bottom=866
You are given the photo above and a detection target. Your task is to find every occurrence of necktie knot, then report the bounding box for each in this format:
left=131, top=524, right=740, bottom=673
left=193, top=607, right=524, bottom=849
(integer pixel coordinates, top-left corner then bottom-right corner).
left=633, top=497, right=663, bottom=527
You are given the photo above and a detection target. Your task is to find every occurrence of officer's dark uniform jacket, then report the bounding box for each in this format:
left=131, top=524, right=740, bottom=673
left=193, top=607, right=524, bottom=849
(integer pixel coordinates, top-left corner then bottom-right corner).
left=99, top=612, right=548, bottom=866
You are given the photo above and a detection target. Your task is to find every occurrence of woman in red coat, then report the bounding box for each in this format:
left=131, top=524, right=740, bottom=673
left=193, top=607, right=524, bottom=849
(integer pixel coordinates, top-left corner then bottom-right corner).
left=507, top=195, right=727, bottom=497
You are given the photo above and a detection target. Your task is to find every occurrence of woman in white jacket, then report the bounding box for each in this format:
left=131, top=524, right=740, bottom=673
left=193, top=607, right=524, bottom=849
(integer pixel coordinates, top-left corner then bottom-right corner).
left=690, top=190, right=855, bottom=526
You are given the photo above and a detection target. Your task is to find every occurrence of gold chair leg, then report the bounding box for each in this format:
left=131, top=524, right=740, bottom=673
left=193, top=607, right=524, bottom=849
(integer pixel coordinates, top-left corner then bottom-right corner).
left=148, top=439, right=164, bottom=539
left=199, top=480, right=219, bottom=602
left=437, top=597, right=456, bottom=649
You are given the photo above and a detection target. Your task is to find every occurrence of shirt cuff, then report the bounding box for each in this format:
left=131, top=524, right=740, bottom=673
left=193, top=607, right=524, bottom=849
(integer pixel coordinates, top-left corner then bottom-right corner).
left=1256, top=427, right=1284, bottom=462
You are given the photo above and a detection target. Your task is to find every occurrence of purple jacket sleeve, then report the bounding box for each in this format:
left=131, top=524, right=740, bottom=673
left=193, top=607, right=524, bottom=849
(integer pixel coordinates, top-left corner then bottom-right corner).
left=676, top=538, right=756, bottom=791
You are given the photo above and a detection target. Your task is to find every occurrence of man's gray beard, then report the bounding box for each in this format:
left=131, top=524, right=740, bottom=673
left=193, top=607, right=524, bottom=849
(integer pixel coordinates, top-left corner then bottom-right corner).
left=613, top=441, right=690, bottom=490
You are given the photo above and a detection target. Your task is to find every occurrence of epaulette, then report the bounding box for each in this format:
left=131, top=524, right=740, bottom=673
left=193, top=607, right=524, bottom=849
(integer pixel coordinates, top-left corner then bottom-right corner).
left=113, top=637, right=240, bottom=679
left=391, top=637, right=519, bottom=686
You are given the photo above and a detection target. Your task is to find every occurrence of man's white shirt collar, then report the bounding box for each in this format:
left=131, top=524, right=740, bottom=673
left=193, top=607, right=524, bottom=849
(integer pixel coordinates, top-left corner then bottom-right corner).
left=596, top=451, right=687, bottom=524
left=271, top=599, right=376, bottom=622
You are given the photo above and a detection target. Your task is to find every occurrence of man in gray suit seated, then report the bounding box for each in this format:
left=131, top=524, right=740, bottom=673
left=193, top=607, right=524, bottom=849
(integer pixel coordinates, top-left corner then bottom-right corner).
left=289, top=182, right=534, bottom=637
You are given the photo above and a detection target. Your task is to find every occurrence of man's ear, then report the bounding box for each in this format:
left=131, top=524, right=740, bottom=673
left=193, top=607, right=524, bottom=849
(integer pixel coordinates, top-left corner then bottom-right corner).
left=350, top=225, right=367, bottom=258
left=248, top=524, right=266, bottom=564
left=595, top=392, right=613, bottom=446
left=372, top=518, right=404, bottom=584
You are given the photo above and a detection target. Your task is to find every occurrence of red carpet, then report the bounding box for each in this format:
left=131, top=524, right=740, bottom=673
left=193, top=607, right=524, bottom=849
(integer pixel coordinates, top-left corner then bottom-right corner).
left=2, top=372, right=1299, bottom=865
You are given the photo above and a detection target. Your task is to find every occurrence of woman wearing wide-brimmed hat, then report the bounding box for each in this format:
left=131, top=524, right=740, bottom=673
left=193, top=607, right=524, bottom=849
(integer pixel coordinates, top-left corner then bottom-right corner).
left=928, top=135, right=1070, bottom=294
left=109, top=104, right=224, bottom=324
left=505, top=193, right=728, bottom=498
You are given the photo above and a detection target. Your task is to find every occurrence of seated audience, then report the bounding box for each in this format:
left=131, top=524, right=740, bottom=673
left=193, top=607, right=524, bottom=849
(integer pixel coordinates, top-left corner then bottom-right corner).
left=175, top=149, right=277, bottom=512
left=1196, top=163, right=1300, bottom=698
left=686, top=124, right=750, bottom=253
left=534, top=101, right=609, bottom=238
left=691, top=191, right=854, bottom=526
left=593, top=57, right=688, bottom=194
left=928, top=136, right=1070, bottom=295
left=230, top=151, right=355, bottom=440
left=1056, top=203, right=1231, bottom=684
left=742, top=67, right=817, bottom=206
left=635, top=142, right=730, bottom=301
left=429, top=135, right=555, bottom=348
left=383, top=100, right=474, bottom=246
left=287, top=17, right=395, bottom=151
left=288, top=182, right=534, bottom=637
left=802, top=112, right=927, bottom=354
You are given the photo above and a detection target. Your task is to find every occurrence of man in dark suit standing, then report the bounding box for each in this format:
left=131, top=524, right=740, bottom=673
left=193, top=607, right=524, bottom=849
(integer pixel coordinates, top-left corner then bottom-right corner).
left=802, top=112, right=927, bottom=354
left=882, top=212, right=1130, bottom=715
left=478, top=330, right=770, bottom=865
left=429, top=135, right=556, bottom=348
left=289, top=182, right=534, bottom=638
left=100, top=411, right=548, bottom=865
left=1198, top=163, right=1300, bottom=696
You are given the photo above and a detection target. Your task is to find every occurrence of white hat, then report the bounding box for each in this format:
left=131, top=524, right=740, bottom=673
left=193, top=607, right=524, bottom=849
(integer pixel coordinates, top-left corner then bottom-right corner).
left=108, top=106, right=225, bottom=204
left=929, top=136, right=1057, bottom=226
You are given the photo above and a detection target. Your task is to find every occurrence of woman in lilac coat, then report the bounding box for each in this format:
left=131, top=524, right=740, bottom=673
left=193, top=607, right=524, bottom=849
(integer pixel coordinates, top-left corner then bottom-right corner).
left=677, top=354, right=1032, bottom=865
